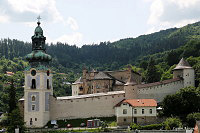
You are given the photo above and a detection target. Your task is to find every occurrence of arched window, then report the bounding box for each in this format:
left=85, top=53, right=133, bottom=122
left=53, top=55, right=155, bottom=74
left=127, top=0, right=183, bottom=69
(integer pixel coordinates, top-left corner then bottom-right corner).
left=32, top=96, right=36, bottom=101
left=31, top=79, right=36, bottom=89
left=47, top=79, right=50, bottom=89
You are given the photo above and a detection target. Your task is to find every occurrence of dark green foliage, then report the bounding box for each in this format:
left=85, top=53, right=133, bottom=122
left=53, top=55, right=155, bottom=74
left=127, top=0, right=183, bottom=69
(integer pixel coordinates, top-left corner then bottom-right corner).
left=7, top=107, right=25, bottom=133
left=8, top=79, right=16, bottom=113
left=163, top=117, right=182, bottom=130
left=162, top=87, right=200, bottom=117
left=130, top=123, right=163, bottom=130
left=186, top=113, right=200, bottom=127
left=145, top=58, right=161, bottom=83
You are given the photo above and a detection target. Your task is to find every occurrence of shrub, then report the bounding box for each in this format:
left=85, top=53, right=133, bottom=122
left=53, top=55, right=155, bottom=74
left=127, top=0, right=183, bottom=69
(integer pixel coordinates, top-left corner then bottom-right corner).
left=186, top=113, right=200, bottom=127
left=164, top=117, right=182, bottom=130
left=130, top=123, right=141, bottom=130
left=141, top=124, right=163, bottom=130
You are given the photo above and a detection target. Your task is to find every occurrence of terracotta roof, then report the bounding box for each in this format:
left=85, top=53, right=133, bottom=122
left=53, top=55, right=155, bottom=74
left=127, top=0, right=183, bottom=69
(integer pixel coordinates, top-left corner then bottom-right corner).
left=137, top=78, right=182, bottom=89
left=115, top=99, right=157, bottom=107
left=125, top=73, right=137, bottom=86
left=6, top=71, right=14, bottom=75
left=93, top=72, right=113, bottom=80
left=72, top=77, right=83, bottom=84
left=174, top=58, right=192, bottom=70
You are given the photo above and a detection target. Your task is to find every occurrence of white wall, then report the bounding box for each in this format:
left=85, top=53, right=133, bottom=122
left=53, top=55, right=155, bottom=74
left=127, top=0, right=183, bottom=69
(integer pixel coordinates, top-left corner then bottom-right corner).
left=115, top=103, right=156, bottom=117
left=183, top=69, right=195, bottom=87
left=138, top=80, right=184, bottom=102
left=50, top=93, right=125, bottom=120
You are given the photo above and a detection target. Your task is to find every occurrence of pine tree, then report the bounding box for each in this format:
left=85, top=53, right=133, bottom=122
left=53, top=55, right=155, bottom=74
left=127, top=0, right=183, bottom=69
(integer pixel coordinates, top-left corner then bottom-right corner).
left=145, top=58, right=160, bottom=83
left=7, top=79, right=25, bottom=133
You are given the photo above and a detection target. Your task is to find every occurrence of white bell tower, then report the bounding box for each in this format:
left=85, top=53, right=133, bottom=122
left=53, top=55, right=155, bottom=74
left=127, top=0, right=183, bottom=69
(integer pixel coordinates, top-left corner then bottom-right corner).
left=24, top=18, right=53, bottom=128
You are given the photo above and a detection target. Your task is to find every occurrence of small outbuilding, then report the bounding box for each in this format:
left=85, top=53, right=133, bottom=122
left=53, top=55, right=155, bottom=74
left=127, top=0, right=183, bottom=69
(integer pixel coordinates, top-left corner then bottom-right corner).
left=115, top=99, right=157, bottom=126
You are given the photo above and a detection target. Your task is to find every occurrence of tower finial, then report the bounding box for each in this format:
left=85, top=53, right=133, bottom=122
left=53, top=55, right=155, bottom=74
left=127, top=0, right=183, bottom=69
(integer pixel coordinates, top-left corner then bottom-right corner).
left=37, top=15, right=41, bottom=25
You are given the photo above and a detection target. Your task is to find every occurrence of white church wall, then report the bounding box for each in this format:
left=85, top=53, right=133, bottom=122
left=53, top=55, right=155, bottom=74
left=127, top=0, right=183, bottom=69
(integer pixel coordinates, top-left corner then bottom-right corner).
left=138, top=80, right=184, bottom=102
left=50, top=92, right=125, bottom=120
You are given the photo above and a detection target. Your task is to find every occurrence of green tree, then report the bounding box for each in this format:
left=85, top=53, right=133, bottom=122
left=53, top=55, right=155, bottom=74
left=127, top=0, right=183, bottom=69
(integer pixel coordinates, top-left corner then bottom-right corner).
left=162, top=87, right=200, bottom=117
left=7, top=79, right=25, bottom=133
left=186, top=113, right=200, bottom=127
left=145, top=58, right=160, bottom=83
left=164, top=117, right=182, bottom=130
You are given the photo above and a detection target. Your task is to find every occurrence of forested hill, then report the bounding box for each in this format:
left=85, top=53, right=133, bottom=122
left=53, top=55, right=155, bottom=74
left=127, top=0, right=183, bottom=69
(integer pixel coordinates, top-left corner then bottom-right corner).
left=1, top=21, right=200, bottom=73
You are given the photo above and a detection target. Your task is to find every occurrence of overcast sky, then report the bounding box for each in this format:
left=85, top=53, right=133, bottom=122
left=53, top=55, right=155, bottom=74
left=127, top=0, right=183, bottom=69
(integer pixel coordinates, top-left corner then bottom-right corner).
left=0, top=0, right=199, bottom=47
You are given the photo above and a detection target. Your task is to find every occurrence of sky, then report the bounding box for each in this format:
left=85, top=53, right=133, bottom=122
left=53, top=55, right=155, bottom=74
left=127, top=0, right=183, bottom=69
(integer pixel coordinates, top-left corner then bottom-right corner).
left=0, top=0, right=200, bottom=47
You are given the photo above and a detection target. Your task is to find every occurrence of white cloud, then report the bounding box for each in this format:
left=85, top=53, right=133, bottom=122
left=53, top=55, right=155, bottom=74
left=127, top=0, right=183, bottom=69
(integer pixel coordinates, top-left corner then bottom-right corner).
left=0, top=15, right=9, bottom=23
left=148, top=0, right=164, bottom=25
left=67, top=17, right=79, bottom=31
left=147, top=0, right=200, bottom=33
left=46, top=32, right=83, bottom=47
left=2, top=0, right=63, bottom=23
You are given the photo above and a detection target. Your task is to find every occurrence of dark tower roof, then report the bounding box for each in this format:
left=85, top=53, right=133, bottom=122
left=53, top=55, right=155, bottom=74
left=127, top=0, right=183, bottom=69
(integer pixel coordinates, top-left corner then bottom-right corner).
left=173, top=58, right=192, bottom=70
left=125, top=73, right=137, bottom=86
left=25, top=17, right=52, bottom=70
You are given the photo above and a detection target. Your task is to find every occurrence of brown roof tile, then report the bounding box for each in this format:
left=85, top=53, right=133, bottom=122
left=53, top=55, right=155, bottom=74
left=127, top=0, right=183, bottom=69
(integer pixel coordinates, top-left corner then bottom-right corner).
left=115, top=99, right=157, bottom=107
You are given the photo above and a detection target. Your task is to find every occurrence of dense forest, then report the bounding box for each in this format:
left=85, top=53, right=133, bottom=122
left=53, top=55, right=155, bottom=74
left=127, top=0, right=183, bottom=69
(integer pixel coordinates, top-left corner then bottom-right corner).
left=0, top=21, right=200, bottom=112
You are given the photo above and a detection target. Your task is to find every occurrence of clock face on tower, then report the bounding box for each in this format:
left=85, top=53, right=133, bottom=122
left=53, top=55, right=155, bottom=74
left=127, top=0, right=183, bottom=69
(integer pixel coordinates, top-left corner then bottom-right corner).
left=31, top=70, right=36, bottom=76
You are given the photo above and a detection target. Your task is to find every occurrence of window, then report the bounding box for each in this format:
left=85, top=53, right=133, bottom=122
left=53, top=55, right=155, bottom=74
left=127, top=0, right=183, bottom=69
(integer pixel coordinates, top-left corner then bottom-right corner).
left=31, top=79, right=36, bottom=89
left=35, top=118, right=37, bottom=121
left=124, top=118, right=126, bottom=122
left=30, top=118, right=32, bottom=125
left=134, top=109, right=137, bottom=114
left=142, top=109, right=144, bottom=114
left=123, top=109, right=127, bottom=114
left=32, top=96, right=36, bottom=101
left=32, top=105, right=35, bottom=111
left=149, top=109, right=152, bottom=114
left=47, top=79, right=50, bottom=89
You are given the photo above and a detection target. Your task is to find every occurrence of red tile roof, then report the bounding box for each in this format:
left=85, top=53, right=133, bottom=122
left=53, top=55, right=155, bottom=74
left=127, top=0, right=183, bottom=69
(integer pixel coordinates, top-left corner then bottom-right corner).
left=115, top=99, right=157, bottom=107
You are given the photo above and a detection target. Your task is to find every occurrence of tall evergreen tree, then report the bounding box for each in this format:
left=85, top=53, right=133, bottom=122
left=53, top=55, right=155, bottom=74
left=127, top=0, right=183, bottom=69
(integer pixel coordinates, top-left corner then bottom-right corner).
left=7, top=79, right=25, bottom=133
left=145, top=57, right=160, bottom=83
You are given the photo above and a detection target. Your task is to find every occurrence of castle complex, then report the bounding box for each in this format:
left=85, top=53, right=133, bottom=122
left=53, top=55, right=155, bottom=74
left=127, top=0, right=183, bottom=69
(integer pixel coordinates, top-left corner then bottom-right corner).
left=21, top=20, right=195, bottom=128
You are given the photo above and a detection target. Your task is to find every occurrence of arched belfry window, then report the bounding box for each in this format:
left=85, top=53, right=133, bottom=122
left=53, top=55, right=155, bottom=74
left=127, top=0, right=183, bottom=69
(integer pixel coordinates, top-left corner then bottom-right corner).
left=32, top=96, right=36, bottom=101
left=31, top=79, right=36, bottom=89
left=47, top=79, right=50, bottom=89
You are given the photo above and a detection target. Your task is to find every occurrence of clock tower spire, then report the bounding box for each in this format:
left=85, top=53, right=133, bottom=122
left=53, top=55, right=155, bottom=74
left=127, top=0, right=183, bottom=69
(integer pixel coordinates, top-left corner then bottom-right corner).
left=24, top=17, right=53, bottom=127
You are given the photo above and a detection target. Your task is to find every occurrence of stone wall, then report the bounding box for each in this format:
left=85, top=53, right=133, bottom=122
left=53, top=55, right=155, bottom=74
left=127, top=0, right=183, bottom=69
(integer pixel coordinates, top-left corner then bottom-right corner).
left=49, top=92, right=125, bottom=120
left=137, top=80, right=184, bottom=102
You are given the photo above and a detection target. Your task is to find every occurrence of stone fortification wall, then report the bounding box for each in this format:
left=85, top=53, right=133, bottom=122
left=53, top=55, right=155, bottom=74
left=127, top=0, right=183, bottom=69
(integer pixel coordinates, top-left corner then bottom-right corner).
left=49, top=91, right=125, bottom=120
left=137, top=80, right=184, bottom=102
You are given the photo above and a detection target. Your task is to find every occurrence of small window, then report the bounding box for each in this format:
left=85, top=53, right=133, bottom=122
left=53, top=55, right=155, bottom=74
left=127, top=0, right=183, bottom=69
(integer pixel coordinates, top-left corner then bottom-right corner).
left=142, top=109, right=144, bottom=114
left=32, top=96, right=36, bottom=101
left=32, top=105, right=35, bottom=111
left=124, top=118, right=126, bottom=122
left=31, top=79, right=36, bottom=89
left=30, top=118, right=32, bottom=125
left=134, top=109, right=137, bottom=114
left=149, top=109, right=152, bottom=114
left=47, top=79, right=50, bottom=89
left=35, top=118, right=37, bottom=121
left=123, top=109, right=127, bottom=114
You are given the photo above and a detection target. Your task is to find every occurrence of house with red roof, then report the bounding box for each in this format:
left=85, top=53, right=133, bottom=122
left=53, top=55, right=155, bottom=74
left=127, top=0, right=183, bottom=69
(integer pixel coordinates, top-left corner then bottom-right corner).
left=115, top=99, right=157, bottom=126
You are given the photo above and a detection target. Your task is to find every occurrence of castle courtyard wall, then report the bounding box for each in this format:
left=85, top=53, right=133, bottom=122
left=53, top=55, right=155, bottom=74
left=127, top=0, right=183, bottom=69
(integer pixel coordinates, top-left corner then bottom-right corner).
left=49, top=91, right=125, bottom=120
